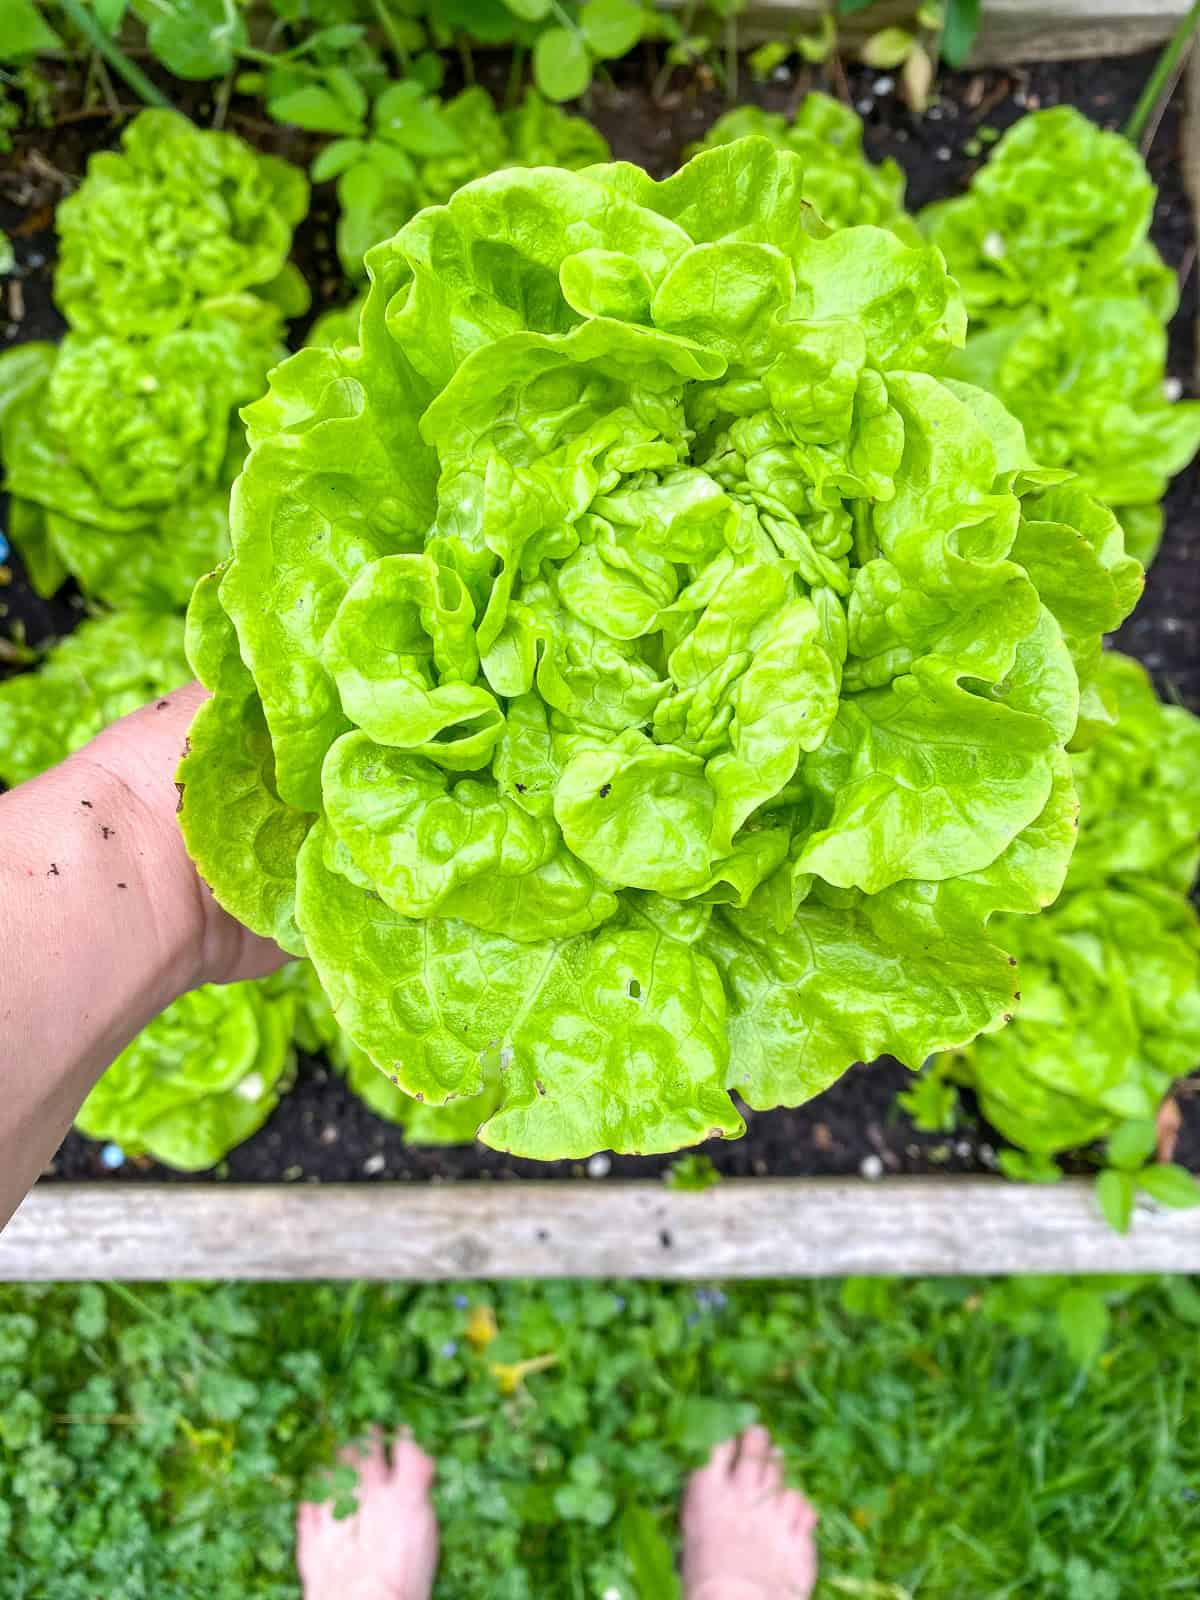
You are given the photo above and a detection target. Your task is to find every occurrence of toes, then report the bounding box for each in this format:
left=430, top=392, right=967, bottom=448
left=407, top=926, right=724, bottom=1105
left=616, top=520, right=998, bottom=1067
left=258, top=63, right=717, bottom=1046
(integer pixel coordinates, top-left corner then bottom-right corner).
left=341, top=1428, right=391, bottom=1491
left=733, top=1426, right=778, bottom=1493
left=682, top=1435, right=737, bottom=1529
left=697, top=1434, right=740, bottom=1484
left=391, top=1435, right=436, bottom=1494
left=784, top=1490, right=818, bottom=1536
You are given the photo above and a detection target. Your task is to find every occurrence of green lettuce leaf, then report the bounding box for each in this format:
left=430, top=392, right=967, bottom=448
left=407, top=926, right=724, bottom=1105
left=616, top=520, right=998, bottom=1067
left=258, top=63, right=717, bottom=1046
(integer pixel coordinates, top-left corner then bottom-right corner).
left=940, top=652, right=1200, bottom=1168
left=75, top=980, right=296, bottom=1170
left=55, top=108, right=309, bottom=338
left=694, top=93, right=921, bottom=243
left=922, top=108, right=1197, bottom=571
left=184, top=137, right=1138, bottom=1158
left=290, top=960, right=501, bottom=1140
left=0, top=301, right=285, bottom=607
left=920, top=107, right=1173, bottom=322
left=330, top=86, right=609, bottom=280
left=178, top=569, right=314, bottom=956
left=948, top=299, right=1200, bottom=568
left=0, top=611, right=189, bottom=789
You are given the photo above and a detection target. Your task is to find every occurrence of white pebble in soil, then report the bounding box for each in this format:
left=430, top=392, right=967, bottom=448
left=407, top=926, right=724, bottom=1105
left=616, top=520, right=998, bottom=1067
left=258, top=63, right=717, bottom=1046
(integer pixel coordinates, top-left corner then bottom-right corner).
left=587, top=1153, right=612, bottom=1179
left=363, top=1152, right=386, bottom=1176
left=873, top=75, right=894, bottom=95
left=860, top=1154, right=885, bottom=1181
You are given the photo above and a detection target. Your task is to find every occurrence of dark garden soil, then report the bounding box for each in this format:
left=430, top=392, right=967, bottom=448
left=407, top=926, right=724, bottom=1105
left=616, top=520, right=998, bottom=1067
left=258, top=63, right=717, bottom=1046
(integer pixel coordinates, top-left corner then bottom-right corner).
left=3, top=47, right=1198, bottom=1185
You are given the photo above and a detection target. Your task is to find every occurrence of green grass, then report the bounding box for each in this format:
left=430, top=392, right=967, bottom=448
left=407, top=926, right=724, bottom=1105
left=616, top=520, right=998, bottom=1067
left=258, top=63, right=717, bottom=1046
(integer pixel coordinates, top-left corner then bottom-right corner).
left=1, top=1275, right=1198, bottom=1598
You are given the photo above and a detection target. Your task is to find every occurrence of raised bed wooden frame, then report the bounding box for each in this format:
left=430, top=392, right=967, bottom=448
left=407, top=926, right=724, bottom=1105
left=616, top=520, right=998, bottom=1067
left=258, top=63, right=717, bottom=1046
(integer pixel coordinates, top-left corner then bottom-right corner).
left=674, top=0, right=1193, bottom=63
left=3, top=1179, right=1199, bottom=1280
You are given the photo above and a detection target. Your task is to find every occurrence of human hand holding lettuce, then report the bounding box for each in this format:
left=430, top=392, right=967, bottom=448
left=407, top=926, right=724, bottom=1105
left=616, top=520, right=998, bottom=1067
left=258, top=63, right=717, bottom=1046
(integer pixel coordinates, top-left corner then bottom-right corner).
left=0, top=675, right=287, bottom=1229
left=0, top=611, right=489, bottom=1178
left=176, top=137, right=1141, bottom=1161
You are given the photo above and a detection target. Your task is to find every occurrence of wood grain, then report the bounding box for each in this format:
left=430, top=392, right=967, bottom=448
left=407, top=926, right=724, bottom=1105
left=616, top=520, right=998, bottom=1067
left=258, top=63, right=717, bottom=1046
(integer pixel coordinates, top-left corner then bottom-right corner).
left=3, top=1179, right=1198, bottom=1280
left=671, top=0, right=1191, bottom=62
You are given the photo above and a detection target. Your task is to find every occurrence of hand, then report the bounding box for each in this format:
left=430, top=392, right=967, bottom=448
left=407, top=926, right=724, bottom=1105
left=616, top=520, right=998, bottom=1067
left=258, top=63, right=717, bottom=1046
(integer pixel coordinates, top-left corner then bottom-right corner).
left=0, top=679, right=291, bottom=1228
left=77, top=680, right=288, bottom=992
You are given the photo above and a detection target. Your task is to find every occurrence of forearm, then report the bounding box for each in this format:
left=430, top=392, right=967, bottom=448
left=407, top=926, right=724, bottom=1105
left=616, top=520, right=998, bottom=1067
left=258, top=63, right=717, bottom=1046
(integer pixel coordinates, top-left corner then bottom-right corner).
left=0, top=691, right=208, bottom=1226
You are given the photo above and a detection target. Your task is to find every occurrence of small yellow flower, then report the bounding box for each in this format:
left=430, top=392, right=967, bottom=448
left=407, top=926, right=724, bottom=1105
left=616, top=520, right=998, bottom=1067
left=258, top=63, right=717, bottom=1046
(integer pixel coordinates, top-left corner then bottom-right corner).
left=464, top=1304, right=498, bottom=1350
left=489, top=1353, right=559, bottom=1395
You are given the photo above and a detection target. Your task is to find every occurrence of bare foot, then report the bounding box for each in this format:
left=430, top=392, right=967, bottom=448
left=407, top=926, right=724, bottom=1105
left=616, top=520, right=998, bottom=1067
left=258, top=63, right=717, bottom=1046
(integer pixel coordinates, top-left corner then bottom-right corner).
left=296, top=1430, right=439, bottom=1600
left=681, top=1425, right=818, bottom=1600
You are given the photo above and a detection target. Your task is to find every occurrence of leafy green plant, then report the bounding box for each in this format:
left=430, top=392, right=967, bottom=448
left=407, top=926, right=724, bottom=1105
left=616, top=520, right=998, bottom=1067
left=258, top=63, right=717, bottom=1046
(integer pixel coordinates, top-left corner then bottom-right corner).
left=0, top=610, right=189, bottom=786
left=921, top=107, right=1199, bottom=566
left=0, top=301, right=285, bottom=607
left=179, top=135, right=1140, bottom=1161
left=302, top=82, right=608, bottom=278
left=0, top=58, right=55, bottom=151
left=257, top=0, right=655, bottom=105
left=895, top=1070, right=957, bottom=1134
left=693, top=93, right=921, bottom=241
left=922, top=107, right=1177, bottom=323
left=937, top=652, right=1200, bottom=1218
left=665, top=1153, right=720, bottom=1190
left=54, top=108, right=309, bottom=338
left=978, top=1275, right=1155, bottom=1370
left=837, top=0, right=981, bottom=107
left=291, top=961, right=502, bottom=1137
left=947, top=296, right=1200, bottom=569
left=76, top=977, right=298, bottom=1169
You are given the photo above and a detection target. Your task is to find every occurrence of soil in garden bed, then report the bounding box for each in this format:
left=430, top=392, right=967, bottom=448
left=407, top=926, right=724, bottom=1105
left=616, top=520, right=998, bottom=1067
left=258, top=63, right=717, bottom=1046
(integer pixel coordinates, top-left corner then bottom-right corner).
left=3, top=49, right=1198, bottom=1185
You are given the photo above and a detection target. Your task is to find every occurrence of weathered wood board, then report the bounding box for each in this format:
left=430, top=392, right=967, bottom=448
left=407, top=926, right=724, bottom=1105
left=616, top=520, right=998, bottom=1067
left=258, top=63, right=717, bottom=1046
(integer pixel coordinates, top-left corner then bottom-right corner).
left=4, top=1179, right=1198, bottom=1280
left=676, top=0, right=1192, bottom=63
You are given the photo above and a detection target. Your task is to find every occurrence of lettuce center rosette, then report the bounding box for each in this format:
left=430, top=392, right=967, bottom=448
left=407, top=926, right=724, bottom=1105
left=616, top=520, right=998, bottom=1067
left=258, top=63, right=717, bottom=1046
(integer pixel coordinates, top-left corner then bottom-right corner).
left=179, top=138, right=1142, bottom=1159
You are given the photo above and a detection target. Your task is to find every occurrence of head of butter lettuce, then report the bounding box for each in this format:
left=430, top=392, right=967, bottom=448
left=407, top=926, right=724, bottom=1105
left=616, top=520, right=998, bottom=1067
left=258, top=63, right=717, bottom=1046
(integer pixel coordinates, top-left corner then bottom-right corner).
left=178, top=138, right=1142, bottom=1160
left=939, top=652, right=1200, bottom=1168
left=0, top=298, right=285, bottom=607
left=55, top=107, right=309, bottom=339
